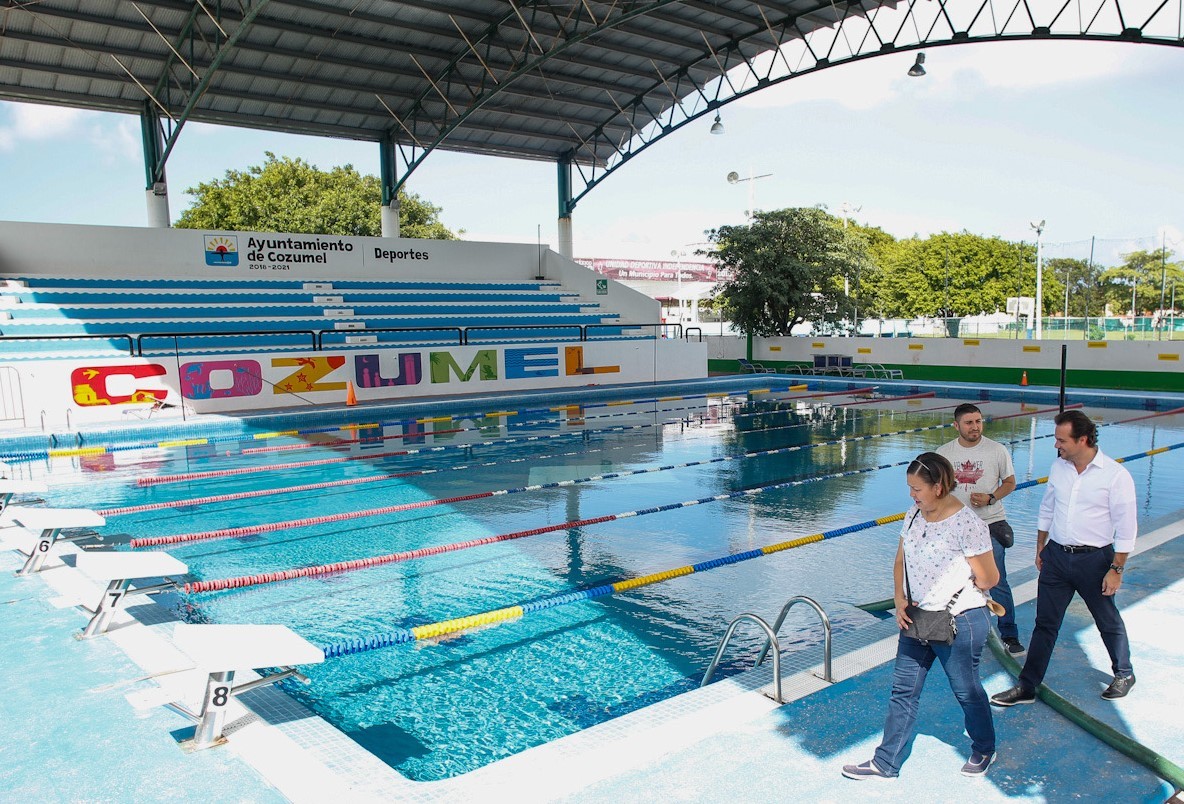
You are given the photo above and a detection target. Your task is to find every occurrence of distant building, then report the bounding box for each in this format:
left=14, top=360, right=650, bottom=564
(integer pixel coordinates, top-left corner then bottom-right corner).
left=576, top=257, right=720, bottom=323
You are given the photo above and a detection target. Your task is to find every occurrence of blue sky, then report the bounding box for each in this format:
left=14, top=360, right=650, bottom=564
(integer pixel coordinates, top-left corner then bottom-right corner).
left=1, top=39, right=1181, bottom=268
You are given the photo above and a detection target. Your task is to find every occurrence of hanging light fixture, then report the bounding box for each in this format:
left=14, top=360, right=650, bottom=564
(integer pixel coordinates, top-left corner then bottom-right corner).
left=908, top=52, right=926, bottom=77
left=709, top=112, right=724, bottom=135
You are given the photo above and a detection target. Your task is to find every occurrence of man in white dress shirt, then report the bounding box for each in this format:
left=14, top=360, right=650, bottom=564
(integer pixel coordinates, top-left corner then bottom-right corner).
left=991, top=410, right=1138, bottom=706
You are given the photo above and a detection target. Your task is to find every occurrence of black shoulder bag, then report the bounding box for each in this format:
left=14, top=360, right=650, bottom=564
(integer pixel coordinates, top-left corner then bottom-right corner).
left=901, top=511, right=961, bottom=645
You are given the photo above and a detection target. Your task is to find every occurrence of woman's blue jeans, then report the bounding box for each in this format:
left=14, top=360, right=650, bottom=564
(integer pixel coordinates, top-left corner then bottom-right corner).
left=873, top=605, right=995, bottom=776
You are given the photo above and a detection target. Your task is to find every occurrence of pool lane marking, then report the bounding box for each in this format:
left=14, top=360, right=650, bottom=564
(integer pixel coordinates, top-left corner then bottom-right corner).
left=29, top=384, right=851, bottom=462
left=316, top=440, right=1184, bottom=657
left=131, top=388, right=884, bottom=487
left=237, top=386, right=871, bottom=455
left=102, top=398, right=968, bottom=517
left=131, top=417, right=959, bottom=547
left=130, top=400, right=1171, bottom=523
left=132, top=395, right=998, bottom=544
left=175, top=402, right=1079, bottom=588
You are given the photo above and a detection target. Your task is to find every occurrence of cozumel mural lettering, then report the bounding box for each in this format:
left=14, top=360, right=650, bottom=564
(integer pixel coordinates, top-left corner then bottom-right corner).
left=69, top=345, right=618, bottom=404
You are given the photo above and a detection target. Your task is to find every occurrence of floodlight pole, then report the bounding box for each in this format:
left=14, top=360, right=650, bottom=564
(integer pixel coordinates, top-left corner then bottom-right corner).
left=1159, top=233, right=1168, bottom=340
left=1030, top=221, right=1045, bottom=340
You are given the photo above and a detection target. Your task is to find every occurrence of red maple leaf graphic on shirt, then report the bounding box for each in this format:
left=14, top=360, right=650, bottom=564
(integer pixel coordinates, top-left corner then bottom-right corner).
left=955, top=460, right=984, bottom=486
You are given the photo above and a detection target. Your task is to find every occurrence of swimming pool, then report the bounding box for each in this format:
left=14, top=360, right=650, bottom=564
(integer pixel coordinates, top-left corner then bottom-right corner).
left=12, top=386, right=1184, bottom=781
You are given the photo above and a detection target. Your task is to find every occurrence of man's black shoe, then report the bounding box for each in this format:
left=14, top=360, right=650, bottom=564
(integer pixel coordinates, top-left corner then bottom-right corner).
left=1001, top=637, right=1026, bottom=657
left=990, top=685, right=1036, bottom=706
left=1102, top=675, right=1135, bottom=699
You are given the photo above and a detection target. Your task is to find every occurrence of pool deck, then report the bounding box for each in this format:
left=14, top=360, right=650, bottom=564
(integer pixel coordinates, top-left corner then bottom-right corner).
left=4, top=503, right=1182, bottom=802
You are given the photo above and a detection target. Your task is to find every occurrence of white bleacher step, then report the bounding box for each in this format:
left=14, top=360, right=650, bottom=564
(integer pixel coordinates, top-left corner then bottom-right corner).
left=3, top=279, right=28, bottom=288
left=334, top=321, right=365, bottom=330
left=312, top=295, right=344, bottom=304
left=323, top=309, right=355, bottom=317
left=302, top=282, right=334, bottom=291
left=0, top=297, right=20, bottom=307
left=344, top=335, right=378, bottom=344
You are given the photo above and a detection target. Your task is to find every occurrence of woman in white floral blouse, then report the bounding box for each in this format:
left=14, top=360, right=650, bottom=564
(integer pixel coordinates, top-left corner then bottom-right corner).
left=843, top=451, right=1000, bottom=781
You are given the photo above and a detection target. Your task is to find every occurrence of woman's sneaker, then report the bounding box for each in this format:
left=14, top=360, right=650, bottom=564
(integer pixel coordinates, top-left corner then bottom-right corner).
left=961, top=751, right=996, bottom=777
left=841, top=759, right=894, bottom=780
left=1001, top=637, right=1026, bottom=657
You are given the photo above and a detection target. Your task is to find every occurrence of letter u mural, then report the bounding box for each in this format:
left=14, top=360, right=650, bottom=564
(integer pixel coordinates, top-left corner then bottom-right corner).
left=355, top=353, right=422, bottom=387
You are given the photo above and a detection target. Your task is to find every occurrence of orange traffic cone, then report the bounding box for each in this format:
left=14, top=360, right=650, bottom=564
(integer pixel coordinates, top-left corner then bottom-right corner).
left=346, top=381, right=358, bottom=406
left=1020, top=371, right=1029, bottom=387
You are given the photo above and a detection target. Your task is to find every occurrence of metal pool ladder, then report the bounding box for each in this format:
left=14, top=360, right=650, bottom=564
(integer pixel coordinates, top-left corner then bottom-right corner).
left=700, top=595, right=834, bottom=704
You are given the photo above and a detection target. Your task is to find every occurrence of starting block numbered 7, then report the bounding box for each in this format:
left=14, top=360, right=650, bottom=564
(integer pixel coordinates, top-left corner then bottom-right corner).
left=74, top=552, right=189, bottom=638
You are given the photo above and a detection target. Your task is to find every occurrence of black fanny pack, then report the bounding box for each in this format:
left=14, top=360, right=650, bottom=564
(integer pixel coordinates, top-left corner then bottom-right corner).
left=901, top=510, right=962, bottom=645
left=990, top=520, right=1014, bottom=549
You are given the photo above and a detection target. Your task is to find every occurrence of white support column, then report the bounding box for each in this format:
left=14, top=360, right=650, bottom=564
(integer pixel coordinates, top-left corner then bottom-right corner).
left=146, top=181, right=171, bottom=228
left=381, top=197, right=401, bottom=238
left=557, top=215, right=573, bottom=259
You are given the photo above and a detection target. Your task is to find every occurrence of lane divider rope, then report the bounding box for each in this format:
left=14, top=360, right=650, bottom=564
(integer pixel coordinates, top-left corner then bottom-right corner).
left=12, top=383, right=844, bottom=463
left=101, top=397, right=967, bottom=517
left=176, top=402, right=1077, bottom=588
left=316, top=440, right=1184, bottom=657
left=132, top=388, right=889, bottom=488
left=131, top=416, right=955, bottom=547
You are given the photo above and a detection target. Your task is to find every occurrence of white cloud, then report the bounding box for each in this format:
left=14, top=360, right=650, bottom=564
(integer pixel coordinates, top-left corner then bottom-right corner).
left=0, top=103, right=90, bottom=150
left=740, top=38, right=1169, bottom=112
left=90, top=118, right=140, bottom=165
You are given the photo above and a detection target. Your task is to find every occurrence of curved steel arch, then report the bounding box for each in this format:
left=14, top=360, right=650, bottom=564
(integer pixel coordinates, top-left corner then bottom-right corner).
left=386, top=0, right=704, bottom=190
left=386, top=0, right=1183, bottom=213
left=565, top=0, right=1184, bottom=210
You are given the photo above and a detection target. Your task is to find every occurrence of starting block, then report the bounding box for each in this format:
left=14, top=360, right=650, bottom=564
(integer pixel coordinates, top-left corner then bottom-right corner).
left=13, top=507, right=105, bottom=575
left=75, top=552, right=189, bottom=638
left=169, top=624, right=324, bottom=749
left=0, top=479, right=49, bottom=518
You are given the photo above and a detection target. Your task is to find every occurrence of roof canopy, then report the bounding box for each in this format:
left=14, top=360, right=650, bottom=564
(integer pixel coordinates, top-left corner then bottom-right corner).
left=0, top=0, right=873, bottom=175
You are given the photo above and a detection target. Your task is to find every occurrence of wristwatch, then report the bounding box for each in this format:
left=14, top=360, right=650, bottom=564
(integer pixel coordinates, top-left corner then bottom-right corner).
left=987, top=494, right=996, bottom=505
left=1109, top=564, right=1125, bottom=574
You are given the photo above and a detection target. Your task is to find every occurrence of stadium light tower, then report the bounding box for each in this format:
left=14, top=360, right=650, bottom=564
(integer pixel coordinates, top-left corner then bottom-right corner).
left=1030, top=220, right=1045, bottom=339
left=726, top=169, right=773, bottom=218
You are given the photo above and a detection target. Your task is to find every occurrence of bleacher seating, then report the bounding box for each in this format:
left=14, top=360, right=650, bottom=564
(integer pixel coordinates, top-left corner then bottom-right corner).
left=0, top=277, right=637, bottom=359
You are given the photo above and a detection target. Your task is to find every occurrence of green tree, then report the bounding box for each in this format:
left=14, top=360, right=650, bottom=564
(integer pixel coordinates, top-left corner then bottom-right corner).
left=175, top=152, right=456, bottom=239
left=1099, top=249, right=1183, bottom=316
left=865, top=232, right=1033, bottom=318
left=1045, top=257, right=1107, bottom=318
left=706, top=207, right=873, bottom=336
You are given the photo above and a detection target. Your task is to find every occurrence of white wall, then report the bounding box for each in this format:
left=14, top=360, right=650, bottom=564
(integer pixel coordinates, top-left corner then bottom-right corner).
left=751, top=336, right=1182, bottom=374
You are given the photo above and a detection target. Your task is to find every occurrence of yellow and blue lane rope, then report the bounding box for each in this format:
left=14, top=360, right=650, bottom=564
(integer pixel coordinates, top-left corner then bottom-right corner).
left=319, top=440, right=1184, bottom=659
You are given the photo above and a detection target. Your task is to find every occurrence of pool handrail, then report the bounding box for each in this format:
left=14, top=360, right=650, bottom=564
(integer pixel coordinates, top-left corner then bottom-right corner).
left=701, top=612, right=783, bottom=703
left=754, top=595, right=833, bottom=683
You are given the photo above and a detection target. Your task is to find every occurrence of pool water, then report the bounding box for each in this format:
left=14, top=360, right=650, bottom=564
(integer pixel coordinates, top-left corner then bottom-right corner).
left=16, top=390, right=1184, bottom=781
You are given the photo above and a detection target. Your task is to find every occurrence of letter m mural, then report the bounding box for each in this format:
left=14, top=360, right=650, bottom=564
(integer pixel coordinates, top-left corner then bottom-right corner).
left=429, top=350, right=498, bottom=383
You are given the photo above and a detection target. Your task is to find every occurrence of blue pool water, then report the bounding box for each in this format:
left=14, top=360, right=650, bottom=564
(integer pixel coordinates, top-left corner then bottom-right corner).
left=12, top=388, right=1184, bottom=781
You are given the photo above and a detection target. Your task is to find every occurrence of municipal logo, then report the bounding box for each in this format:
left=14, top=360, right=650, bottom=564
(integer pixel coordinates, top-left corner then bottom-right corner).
left=204, top=235, right=239, bottom=266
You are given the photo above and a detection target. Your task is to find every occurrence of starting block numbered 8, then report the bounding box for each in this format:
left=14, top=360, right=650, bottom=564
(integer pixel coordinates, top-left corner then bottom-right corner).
left=168, top=624, right=324, bottom=749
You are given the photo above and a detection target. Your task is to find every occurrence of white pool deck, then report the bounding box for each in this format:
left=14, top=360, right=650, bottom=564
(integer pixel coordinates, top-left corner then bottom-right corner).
left=3, top=510, right=1182, bottom=803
